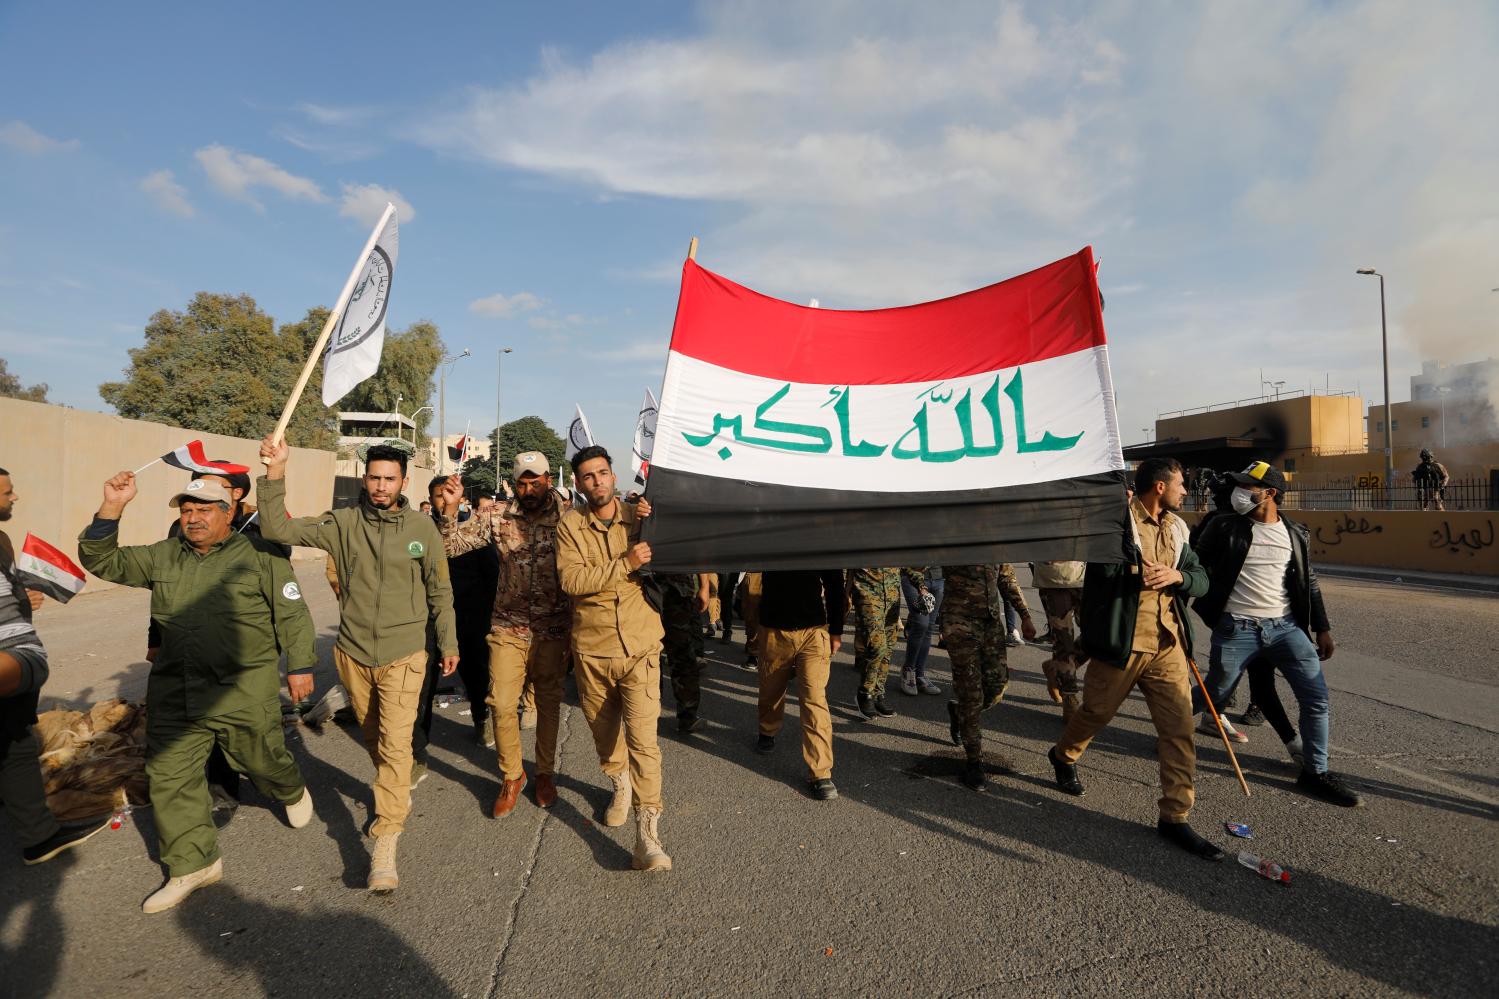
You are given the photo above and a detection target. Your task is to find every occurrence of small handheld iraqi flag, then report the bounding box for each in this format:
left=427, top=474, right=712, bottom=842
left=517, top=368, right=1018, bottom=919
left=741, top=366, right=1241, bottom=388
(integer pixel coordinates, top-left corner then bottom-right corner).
left=137, top=441, right=251, bottom=477
left=447, top=436, right=469, bottom=462
left=18, top=534, right=86, bottom=604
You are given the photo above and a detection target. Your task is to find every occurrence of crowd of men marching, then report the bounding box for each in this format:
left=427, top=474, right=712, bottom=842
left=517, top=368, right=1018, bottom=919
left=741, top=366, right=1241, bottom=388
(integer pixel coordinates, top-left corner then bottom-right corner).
left=0, top=435, right=1365, bottom=913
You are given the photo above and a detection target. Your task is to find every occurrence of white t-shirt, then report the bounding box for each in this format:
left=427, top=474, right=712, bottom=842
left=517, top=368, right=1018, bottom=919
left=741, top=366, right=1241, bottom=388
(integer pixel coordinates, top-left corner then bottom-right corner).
left=1223, top=519, right=1293, bottom=620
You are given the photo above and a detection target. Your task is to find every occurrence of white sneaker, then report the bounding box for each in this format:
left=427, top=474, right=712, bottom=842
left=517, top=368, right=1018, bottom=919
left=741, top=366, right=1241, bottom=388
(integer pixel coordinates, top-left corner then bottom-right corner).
left=1198, top=713, right=1248, bottom=744
left=1006, top=628, right=1023, bottom=648
left=142, top=858, right=223, bottom=913
left=284, top=789, right=314, bottom=829
left=1284, top=736, right=1305, bottom=768
left=898, top=669, right=918, bottom=696
left=916, top=676, right=943, bottom=695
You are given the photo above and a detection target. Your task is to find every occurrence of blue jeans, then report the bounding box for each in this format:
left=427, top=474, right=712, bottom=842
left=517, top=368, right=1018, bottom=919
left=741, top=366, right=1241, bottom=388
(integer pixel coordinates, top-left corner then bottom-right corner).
left=1194, top=614, right=1330, bottom=773
left=900, top=577, right=944, bottom=678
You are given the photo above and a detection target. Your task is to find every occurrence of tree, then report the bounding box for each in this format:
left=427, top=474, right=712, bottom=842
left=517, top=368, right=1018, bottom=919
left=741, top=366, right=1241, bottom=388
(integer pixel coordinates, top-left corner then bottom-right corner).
left=461, top=416, right=567, bottom=496
left=0, top=357, right=48, bottom=402
left=336, top=319, right=443, bottom=439
left=99, top=292, right=446, bottom=449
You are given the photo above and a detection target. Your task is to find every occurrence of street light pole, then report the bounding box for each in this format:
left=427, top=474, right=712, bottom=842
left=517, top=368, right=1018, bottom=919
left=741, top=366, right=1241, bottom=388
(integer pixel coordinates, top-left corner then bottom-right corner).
left=496, top=347, right=513, bottom=496
left=1357, top=269, right=1394, bottom=507
left=438, top=348, right=472, bottom=474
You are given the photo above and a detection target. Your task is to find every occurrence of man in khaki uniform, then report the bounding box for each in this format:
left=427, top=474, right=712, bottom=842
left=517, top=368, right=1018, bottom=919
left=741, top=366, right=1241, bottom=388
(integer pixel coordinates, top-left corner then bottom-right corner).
left=1048, top=458, right=1223, bottom=860
left=435, top=452, right=570, bottom=816
left=555, top=445, right=670, bottom=872
left=753, top=570, right=846, bottom=800
left=258, top=438, right=457, bottom=893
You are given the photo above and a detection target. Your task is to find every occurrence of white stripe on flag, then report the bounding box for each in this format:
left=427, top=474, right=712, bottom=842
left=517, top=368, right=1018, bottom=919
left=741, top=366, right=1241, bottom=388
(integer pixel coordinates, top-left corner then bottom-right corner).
left=653, top=346, right=1123, bottom=494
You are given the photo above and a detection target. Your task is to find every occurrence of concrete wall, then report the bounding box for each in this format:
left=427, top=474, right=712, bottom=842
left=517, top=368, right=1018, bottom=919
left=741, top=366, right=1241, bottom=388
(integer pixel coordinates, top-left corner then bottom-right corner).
left=0, top=397, right=336, bottom=590
left=1289, top=441, right=1499, bottom=485
left=1179, top=509, right=1497, bottom=575
left=1157, top=395, right=1365, bottom=457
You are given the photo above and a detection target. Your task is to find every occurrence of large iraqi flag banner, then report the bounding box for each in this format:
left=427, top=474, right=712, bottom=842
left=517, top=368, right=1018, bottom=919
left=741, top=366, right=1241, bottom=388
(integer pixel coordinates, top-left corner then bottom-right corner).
left=642, top=247, right=1129, bottom=572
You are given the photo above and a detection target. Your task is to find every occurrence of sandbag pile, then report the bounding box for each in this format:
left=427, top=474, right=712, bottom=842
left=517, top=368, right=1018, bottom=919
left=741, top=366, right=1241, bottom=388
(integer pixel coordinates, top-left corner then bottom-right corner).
left=35, top=699, right=150, bottom=822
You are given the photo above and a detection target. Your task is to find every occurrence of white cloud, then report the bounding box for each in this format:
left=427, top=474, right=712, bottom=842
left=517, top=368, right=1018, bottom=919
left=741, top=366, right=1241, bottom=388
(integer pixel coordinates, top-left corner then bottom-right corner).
left=338, top=183, right=415, bottom=228
left=0, top=120, right=79, bottom=154
left=193, top=144, right=327, bottom=210
left=469, top=291, right=543, bottom=319
left=297, top=102, right=377, bottom=126
left=139, top=169, right=194, bottom=218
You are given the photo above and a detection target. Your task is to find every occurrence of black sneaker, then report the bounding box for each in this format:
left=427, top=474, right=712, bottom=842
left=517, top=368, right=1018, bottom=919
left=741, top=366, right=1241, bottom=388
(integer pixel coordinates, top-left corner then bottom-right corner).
left=1048, top=747, right=1085, bottom=796
left=946, top=701, right=962, bottom=747
left=1156, top=819, right=1226, bottom=861
left=23, top=816, right=111, bottom=865
left=960, top=757, right=987, bottom=791
left=754, top=733, right=775, bottom=755
left=1238, top=702, right=1266, bottom=727
left=856, top=691, right=878, bottom=720
left=809, top=778, right=838, bottom=801
left=678, top=713, right=700, bottom=734
left=1297, top=769, right=1365, bottom=808
left=872, top=696, right=896, bottom=718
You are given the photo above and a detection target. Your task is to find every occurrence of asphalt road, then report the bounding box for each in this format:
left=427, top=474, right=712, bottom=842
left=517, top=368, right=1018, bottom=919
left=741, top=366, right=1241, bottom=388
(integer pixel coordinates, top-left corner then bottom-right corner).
left=2, top=565, right=1496, bottom=998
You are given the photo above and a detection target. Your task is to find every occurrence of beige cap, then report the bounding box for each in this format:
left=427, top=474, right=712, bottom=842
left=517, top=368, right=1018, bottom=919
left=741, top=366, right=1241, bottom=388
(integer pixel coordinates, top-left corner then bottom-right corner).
left=513, top=451, right=550, bottom=478
left=170, top=478, right=234, bottom=508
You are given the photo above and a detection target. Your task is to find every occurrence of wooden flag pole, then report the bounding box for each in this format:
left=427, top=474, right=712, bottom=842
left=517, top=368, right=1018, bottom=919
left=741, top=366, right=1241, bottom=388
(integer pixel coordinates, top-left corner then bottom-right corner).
left=268, top=202, right=396, bottom=452
left=687, top=236, right=698, bottom=261
left=1188, top=656, right=1252, bottom=797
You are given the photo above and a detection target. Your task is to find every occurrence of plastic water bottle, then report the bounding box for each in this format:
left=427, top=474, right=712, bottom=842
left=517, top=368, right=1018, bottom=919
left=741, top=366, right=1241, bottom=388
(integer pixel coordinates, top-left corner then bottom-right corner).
left=1237, top=851, right=1290, bottom=884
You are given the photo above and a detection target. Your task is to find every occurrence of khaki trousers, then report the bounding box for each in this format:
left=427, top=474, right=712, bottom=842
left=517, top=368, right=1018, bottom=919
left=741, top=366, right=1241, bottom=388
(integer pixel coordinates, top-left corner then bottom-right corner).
left=335, top=647, right=427, bottom=837
left=574, top=649, right=663, bottom=811
left=488, top=632, right=567, bottom=781
left=756, top=627, right=834, bottom=780
left=1055, top=645, right=1197, bottom=822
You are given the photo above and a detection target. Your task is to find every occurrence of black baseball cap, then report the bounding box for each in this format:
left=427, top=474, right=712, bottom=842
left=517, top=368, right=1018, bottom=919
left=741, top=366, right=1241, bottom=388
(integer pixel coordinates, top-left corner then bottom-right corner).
left=1228, top=460, right=1287, bottom=495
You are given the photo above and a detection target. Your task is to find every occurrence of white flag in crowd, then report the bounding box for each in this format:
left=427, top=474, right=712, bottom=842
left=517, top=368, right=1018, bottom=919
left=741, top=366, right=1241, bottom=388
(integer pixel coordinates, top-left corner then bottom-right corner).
left=565, top=404, right=595, bottom=462
left=631, top=388, right=659, bottom=490
left=322, top=204, right=399, bottom=406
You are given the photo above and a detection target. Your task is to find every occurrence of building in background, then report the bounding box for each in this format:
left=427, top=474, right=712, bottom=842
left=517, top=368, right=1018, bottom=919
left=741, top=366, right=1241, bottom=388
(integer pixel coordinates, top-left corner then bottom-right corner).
left=427, top=433, right=493, bottom=470
left=1369, top=358, right=1499, bottom=453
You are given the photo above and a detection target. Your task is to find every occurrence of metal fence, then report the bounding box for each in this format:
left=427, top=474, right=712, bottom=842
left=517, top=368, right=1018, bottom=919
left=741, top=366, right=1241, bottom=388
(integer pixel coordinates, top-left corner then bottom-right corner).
left=1280, top=476, right=1495, bottom=512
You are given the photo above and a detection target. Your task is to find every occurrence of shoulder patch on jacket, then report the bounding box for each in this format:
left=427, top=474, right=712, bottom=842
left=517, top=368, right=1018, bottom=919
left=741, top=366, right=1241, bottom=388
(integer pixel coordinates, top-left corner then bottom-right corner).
left=407, top=541, right=425, bottom=558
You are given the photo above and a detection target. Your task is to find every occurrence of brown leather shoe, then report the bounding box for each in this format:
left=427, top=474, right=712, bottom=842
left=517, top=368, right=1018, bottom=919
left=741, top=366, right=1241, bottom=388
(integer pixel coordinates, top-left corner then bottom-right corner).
left=534, top=773, right=557, bottom=809
left=491, top=775, right=527, bottom=818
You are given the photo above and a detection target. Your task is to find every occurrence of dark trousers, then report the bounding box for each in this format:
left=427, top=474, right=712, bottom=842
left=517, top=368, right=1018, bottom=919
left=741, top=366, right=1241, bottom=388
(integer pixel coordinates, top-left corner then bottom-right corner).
left=413, top=606, right=493, bottom=761
left=717, top=573, right=738, bottom=633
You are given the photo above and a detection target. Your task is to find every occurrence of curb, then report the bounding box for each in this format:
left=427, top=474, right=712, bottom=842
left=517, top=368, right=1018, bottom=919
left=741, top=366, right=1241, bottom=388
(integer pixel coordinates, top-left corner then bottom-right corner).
left=1315, top=564, right=1499, bottom=595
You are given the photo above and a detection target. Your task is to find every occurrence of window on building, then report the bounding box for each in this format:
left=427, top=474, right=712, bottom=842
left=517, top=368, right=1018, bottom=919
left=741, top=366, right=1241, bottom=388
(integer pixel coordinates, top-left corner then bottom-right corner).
left=1284, top=458, right=1297, bottom=472
left=1392, top=420, right=1400, bottom=431
left=1375, top=421, right=1384, bottom=432
left=1421, top=416, right=1430, bottom=428
left=1460, top=413, right=1469, bottom=425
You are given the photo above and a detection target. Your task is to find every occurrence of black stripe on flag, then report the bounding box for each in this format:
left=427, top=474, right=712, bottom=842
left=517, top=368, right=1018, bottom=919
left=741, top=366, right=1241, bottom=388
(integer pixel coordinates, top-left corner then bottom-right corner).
left=640, top=467, right=1130, bottom=572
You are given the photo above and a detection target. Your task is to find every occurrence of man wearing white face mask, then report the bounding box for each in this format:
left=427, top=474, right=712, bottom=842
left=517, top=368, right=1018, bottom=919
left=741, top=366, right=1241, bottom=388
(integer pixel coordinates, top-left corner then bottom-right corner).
left=1191, top=461, right=1362, bottom=808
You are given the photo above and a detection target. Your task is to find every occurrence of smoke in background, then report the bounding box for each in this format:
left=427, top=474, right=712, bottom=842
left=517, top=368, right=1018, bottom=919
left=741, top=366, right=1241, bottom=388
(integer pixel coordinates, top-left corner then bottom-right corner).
left=1399, top=218, right=1499, bottom=420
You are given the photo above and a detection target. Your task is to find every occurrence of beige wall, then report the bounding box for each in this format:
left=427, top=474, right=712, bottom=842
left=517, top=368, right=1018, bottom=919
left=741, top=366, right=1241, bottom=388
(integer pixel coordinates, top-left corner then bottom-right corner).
left=1157, top=395, right=1365, bottom=457
left=1291, top=441, right=1499, bottom=485
left=1180, top=509, right=1497, bottom=575
left=0, top=397, right=335, bottom=590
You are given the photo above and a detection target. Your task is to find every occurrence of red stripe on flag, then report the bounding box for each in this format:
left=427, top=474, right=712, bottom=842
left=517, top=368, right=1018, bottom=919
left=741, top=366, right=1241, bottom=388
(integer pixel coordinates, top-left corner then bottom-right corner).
left=667, top=247, right=1106, bottom=385
left=21, top=533, right=86, bottom=582
left=185, top=440, right=209, bottom=466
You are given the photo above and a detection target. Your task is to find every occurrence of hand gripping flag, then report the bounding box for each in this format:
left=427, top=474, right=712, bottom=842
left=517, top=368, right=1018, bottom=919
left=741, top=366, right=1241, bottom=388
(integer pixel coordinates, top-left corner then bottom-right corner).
left=631, top=388, right=660, bottom=490
left=159, top=441, right=250, bottom=476
left=322, top=205, right=399, bottom=406
left=642, top=247, right=1128, bottom=572
left=18, top=534, right=86, bottom=603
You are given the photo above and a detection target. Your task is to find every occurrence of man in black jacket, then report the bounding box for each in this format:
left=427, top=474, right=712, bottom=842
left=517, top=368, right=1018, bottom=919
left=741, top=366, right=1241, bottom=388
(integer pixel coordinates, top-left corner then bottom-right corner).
left=753, top=570, right=847, bottom=801
left=1192, top=461, right=1362, bottom=807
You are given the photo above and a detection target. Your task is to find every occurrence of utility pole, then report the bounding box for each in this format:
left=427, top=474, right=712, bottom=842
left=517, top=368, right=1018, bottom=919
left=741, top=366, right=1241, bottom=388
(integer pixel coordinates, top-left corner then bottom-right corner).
left=1357, top=270, right=1395, bottom=506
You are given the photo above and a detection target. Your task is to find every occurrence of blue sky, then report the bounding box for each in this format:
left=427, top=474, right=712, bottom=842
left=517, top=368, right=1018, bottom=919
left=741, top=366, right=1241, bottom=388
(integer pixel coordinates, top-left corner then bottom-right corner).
left=3, top=0, right=1496, bottom=466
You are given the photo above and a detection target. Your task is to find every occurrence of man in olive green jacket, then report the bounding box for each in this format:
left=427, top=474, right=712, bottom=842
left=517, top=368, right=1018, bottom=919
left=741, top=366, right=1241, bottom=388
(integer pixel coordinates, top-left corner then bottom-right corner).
left=257, top=437, right=456, bottom=894
left=79, top=473, right=317, bottom=913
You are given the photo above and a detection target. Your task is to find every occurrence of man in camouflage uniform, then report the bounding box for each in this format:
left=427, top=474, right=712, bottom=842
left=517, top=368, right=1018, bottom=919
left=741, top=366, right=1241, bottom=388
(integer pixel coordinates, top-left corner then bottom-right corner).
left=659, top=572, right=710, bottom=732
left=434, top=451, right=570, bottom=817
left=941, top=563, right=1035, bottom=790
left=1033, top=560, right=1086, bottom=723
left=849, top=567, right=928, bottom=720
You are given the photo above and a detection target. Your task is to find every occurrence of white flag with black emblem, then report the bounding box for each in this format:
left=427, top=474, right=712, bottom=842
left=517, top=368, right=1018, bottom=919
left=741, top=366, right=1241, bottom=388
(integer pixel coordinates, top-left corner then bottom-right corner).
left=565, top=404, right=595, bottom=462
left=631, top=388, right=659, bottom=490
left=322, top=204, right=399, bottom=405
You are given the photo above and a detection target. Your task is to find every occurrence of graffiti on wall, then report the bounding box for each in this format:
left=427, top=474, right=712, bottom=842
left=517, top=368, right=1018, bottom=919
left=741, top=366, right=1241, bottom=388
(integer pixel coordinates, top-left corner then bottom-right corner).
left=1313, top=514, right=1384, bottom=547
left=1428, top=519, right=1495, bottom=558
